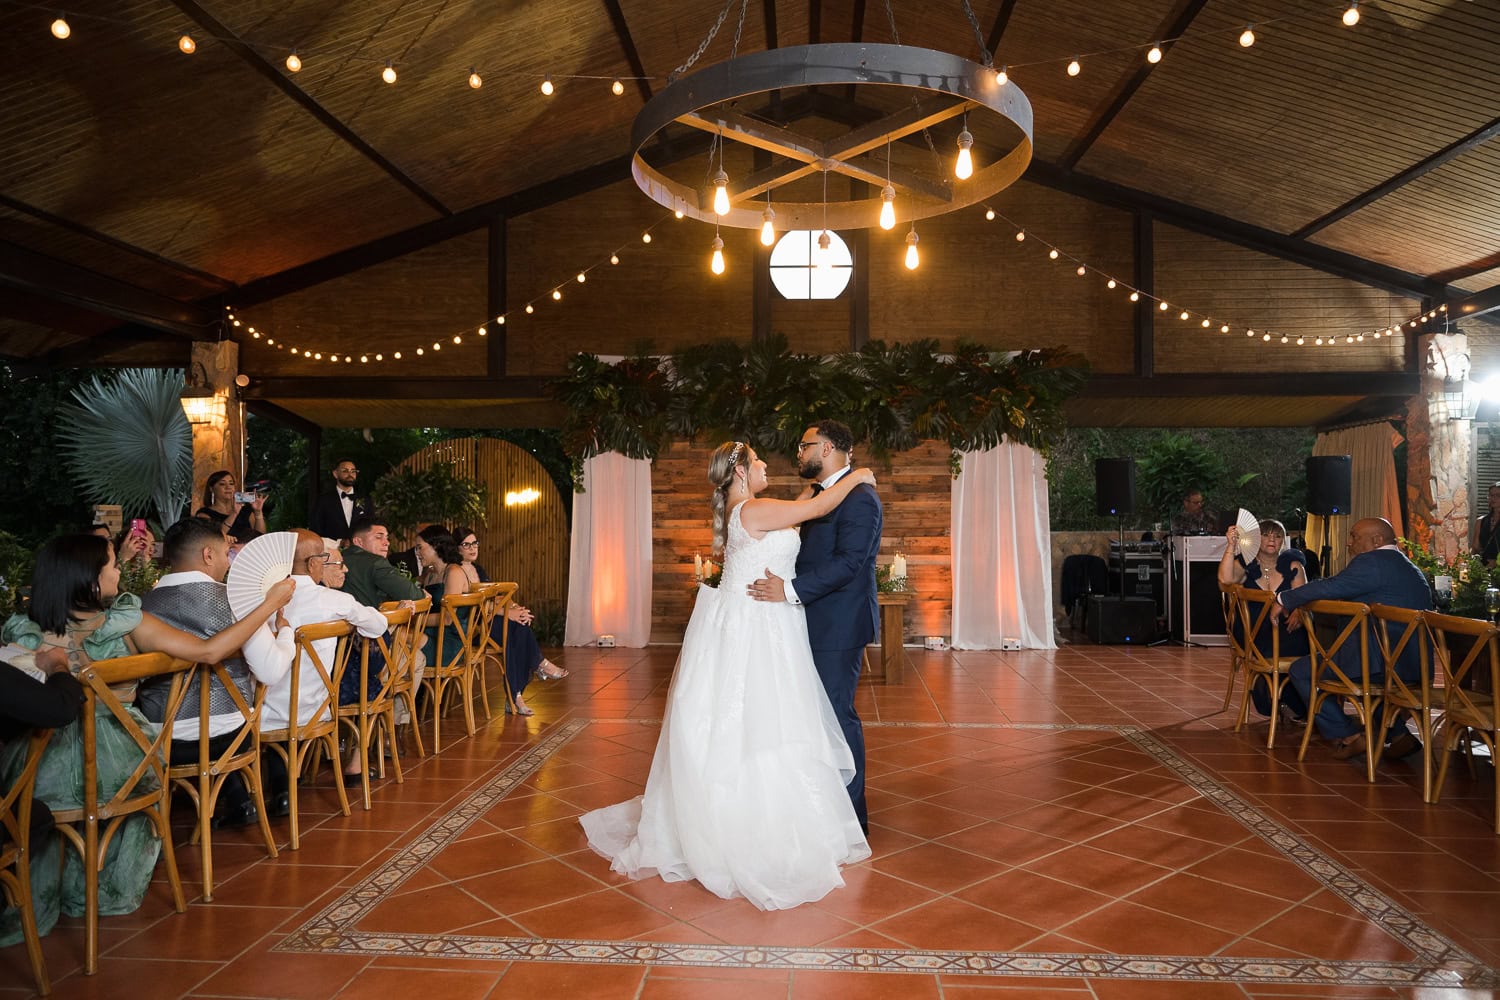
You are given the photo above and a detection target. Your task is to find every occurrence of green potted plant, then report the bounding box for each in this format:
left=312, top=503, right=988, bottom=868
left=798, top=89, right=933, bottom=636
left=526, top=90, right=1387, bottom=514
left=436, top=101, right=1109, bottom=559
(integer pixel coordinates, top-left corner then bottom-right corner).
left=372, top=462, right=488, bottom=539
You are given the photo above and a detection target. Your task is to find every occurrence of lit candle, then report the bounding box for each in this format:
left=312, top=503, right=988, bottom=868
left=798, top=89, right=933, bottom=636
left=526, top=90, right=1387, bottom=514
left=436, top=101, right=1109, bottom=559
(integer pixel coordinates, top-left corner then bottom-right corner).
left=892, top=554, right=906, bottom=578
left=695, top=553, right=703, bottom=578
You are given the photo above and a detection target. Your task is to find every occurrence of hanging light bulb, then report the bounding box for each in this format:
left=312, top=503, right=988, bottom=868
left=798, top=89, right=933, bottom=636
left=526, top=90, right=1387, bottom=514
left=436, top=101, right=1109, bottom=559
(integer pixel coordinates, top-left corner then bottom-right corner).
left=710, top=235, right=726, bottom=275
left=1220, top=324, right=1230, bottom=333
left=760, top=204, right=777, bottom=246
left=995, top=65, right=1008, bottom=86
left=1239, top=26, right=1256, bottom=47
left=955, top=128, right=974, bottom=180
left=540, top=76, right=554, bottom=96
left=552, top=288, right=562, bottom=301
left=1159, top=301, right=1169, bottom=311
left=468, top=68, right=483, bottom=89
left=712, top=169, right=730, bottom=216
left=382, top=62, right=397, bottom=84
left=1147, top=44, right=1162, bottom=64
left=1067, top=59, right=1081, bottom=77
left=286, top=50, right=302, bottom=72
left=610, top=253, right=620, bottom=265
left=1076, top=265, right=1086, bottom=276
left=1179, top=310, right=1189, bottom=320
left=879, top=185, right=896, bottom=230
left=576, top=272, right=586, bottom=283
left=50, top=16, right=70, bottom=39
left=985, top=208, right=995, bottom=221
left=1106, top=279, right=1117, bottom=289
left=1297, top=337, right=1305, bottom=346
left=1048, top=249, right=1059, bottom=260
left=904, top=227, right=920, bottom=270
left=1342, top=2, right=1359, bottom=26
left=1263, top=333, right=1273, bottom=342
left=611, top=79, right=625, bottom=95
left=674, top=210, right=684, bottom=219
left=1015, top=230, right=1025, bottom=241
left=1201, top=318, right=1210, bottom=328
left=1129, top=292, right=1140, bottom=302
left=816, top=230, right=833, bottom=271
left=178, top=34, right=196, bottom=54
left=525, top=304, right=535, bottom=313
left=641, top=232, right=652, bottom=243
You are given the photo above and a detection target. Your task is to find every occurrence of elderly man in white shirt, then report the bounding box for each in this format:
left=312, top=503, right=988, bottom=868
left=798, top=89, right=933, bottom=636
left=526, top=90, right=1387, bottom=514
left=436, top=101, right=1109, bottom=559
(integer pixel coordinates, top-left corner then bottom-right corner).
left=263, top=530, right=389, bottom=735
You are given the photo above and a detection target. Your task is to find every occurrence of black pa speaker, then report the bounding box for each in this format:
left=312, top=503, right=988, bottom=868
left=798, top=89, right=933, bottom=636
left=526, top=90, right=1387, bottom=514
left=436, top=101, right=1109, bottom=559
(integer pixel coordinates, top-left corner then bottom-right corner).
left=1086, top=595, right=1158, bottom=644
left=1306, top=455, right=1352, bottom=516
left=1095, top=458, right=1136, bottom=516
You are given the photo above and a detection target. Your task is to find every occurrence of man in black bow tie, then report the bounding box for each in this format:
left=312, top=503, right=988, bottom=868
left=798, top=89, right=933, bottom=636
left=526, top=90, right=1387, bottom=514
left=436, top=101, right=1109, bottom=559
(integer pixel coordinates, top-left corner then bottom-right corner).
left=308, top=458, right=369, bottom=540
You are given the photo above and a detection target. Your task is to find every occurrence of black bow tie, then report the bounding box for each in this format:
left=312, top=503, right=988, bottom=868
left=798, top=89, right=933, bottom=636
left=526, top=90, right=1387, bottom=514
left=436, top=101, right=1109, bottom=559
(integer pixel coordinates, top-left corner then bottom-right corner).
left=340, top=491, right=352, bottom=499
left=810, top=483, right=824, bottom=496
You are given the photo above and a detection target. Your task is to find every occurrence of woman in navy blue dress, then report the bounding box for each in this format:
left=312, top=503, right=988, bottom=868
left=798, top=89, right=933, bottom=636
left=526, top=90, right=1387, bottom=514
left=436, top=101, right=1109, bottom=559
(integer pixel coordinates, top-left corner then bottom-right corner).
left=1219, top=518, right=1310, bottom=719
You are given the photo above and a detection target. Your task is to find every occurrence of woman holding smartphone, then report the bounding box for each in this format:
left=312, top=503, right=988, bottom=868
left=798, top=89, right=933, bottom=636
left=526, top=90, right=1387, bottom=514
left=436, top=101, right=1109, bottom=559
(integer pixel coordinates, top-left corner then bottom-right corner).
left=195, top=470, right=266, bottom=543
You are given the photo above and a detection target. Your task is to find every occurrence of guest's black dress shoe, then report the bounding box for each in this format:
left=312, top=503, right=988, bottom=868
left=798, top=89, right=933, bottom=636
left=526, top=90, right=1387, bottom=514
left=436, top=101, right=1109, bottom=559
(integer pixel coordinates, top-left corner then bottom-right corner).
left=267, top=791, right=291, bottom=818
left=211, top=799, right=260, bottom=830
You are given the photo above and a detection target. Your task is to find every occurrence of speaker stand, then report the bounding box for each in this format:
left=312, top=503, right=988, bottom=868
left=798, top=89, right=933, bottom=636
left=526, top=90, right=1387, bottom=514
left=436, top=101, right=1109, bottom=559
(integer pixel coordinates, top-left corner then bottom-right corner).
left=1317, top=513, right=1348, bottom=578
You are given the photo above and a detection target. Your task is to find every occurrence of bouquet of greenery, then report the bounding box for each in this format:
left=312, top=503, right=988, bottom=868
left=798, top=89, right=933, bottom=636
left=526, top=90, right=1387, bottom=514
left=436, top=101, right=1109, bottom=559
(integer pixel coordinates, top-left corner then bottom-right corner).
left=1399, top=537, right=1499, bottom=618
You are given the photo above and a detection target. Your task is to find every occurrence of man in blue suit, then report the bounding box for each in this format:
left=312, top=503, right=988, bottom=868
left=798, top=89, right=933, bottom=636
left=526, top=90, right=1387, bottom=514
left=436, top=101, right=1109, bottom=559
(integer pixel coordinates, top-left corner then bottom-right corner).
left=1276, top=517, right=1431, bottom=760
left=747, top=420, right=882, bottom=833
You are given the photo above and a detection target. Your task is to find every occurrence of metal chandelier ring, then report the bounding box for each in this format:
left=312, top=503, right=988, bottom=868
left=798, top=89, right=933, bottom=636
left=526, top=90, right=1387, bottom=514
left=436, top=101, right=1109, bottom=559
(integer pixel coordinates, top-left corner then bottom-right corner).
left=631, top=42, right=1034, bottom=232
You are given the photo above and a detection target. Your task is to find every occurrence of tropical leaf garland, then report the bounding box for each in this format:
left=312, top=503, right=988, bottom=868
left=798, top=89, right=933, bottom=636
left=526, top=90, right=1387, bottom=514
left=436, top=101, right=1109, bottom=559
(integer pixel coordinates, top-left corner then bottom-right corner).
left=551, top=339, right=1088, bottom=479
left=56, top=368, right=195, bottom=526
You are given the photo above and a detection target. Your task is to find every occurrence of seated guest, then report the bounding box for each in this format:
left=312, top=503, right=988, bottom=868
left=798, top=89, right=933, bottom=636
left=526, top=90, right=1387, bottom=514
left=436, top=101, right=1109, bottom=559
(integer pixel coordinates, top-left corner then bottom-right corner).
left=341, top=518, right=425, bottom=608
left=453, top=526, right=566, bottom=716
left=1475, top=482, right=1500, bottom=566
left=138, top=518, right=295, bottom=827
left=1277, top=517, right=1431, bottom=760
left=113, top=522, right=161, bottom=597
left=1170, top=488, right=1217, bottom=535
left=196, top=470, right=267, bottom=544
left=264, top=531, right=388, bottom=735
left=1218, top=518, right=1310, bottom=722
left=0, top=534, right=291, bottom=944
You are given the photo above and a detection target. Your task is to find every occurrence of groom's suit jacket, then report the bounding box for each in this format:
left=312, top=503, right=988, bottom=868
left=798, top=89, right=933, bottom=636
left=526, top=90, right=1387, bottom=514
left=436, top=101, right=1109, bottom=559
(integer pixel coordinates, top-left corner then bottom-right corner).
left=793, top=472, right=883, bottom=650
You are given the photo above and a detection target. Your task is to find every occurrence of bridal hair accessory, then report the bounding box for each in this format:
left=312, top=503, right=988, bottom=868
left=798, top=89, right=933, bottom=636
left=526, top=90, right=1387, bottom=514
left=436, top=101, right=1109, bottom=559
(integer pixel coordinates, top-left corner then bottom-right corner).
left=728, top=441, right=745, bottom=467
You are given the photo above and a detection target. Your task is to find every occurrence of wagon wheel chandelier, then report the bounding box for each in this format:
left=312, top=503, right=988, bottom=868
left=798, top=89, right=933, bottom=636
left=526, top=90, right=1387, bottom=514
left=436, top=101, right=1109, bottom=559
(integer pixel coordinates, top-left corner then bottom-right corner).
left=630, top=2, right=1033, bottom=237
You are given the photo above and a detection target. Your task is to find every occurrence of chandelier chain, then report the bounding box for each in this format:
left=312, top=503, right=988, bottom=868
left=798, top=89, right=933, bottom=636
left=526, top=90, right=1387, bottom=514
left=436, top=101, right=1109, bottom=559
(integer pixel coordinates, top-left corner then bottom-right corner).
left=883, top=0, right=901, bottom=45
left=730, top=0, right=750, bottom=59
left=959, top=0, right=992, bottom=66
left=669, top=0, right=740, bottom=82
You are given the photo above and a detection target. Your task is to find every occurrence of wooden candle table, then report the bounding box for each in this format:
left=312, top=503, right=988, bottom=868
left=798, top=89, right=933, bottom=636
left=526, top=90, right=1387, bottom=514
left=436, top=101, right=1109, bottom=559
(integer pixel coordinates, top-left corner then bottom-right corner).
left=870, top=591, right=913, bottom=683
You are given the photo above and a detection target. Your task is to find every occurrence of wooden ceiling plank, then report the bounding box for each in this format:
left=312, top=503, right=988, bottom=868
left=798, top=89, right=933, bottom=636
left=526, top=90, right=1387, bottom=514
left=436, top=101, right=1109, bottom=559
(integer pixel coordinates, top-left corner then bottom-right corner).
left=1431, top=250, right=1500, bottom=287
left=1058, top=0, right=1210, bottom=171
left=165, top=0, right=451, bottom=218
left=1294, top=113, right=1500, bottom=238
left=600, top=0, right=655, bottom=103
left=985, top=0, right=1021, bottom=58
left=36, top=327, right=185, bottom=368
left=0, top=240, right=216, bottom=339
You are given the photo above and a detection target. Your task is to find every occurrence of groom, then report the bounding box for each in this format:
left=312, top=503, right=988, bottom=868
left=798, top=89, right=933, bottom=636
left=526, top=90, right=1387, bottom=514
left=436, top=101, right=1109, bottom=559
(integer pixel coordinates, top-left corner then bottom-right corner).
left=748, top=419, right=882, bottom=833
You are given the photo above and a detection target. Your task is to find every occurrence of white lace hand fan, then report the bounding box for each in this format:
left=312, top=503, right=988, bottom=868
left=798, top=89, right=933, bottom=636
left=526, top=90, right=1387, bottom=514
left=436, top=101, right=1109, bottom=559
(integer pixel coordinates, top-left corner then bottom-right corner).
left=226, top=531, right=297, bottom=620
left=1235, top=508, right=1261, bottom=561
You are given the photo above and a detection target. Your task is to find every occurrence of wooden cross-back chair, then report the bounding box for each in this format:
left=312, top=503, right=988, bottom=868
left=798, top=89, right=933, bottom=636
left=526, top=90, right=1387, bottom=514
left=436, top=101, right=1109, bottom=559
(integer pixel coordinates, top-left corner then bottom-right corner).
left=0, top=729, right=53, bottom=994
left=421, top=591, right=486, bottom=754
left=1219, top=581, right=1247, bottom=712
left=163, top=661, right=277, bottom=901
left=1233, top=586, right=1299, bottom=748
left=337, top=608, right=414, bottom=811
left=260, top=621, right=352, bottom=850
left=1369, top=605, right=1435, bottom=802
left=1424, top=611, right=1500, bottom=835
left=52, top=652, right=194, bottom=974
left=379, top=596, right=430, bottom=759
left=474, top=581, right=518, bottom=715
left=1296, top=600, right=1381, bottom=782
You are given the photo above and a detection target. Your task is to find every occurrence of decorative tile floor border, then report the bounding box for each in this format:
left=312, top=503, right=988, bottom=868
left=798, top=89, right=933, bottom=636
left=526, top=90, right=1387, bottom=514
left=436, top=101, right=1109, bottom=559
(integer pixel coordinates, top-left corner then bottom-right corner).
left=277, top=720, right=1497, bottom=988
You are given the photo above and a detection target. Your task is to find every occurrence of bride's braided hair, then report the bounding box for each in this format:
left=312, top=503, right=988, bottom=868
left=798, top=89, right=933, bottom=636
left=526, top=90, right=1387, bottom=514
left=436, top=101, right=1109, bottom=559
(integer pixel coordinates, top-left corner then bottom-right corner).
left=707, top=440, right=747, bottom=554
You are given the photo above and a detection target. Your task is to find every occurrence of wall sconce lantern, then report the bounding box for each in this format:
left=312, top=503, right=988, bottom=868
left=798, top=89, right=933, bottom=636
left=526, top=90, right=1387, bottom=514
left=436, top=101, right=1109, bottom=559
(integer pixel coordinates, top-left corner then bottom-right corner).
left=180, top=386, right=226, bottom=425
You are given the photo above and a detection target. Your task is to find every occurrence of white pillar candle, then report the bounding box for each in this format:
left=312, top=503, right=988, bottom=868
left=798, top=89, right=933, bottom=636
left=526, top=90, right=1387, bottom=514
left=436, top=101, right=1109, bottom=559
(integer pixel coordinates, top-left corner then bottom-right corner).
left=695, top=553, right=703, bottom=577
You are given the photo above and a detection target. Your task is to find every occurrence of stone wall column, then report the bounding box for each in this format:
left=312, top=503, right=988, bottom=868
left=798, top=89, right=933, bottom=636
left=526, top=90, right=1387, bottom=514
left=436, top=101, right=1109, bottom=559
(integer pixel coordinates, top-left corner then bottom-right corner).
left=1407, top=332, right=1470, bottom=562
left=185, top=341, right=244, bottom=501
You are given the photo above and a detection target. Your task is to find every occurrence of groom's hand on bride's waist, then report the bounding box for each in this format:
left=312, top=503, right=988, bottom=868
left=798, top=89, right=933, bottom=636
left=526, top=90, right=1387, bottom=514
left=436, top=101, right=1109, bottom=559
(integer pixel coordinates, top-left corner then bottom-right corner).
left=747, top=568, right=786, bottom=603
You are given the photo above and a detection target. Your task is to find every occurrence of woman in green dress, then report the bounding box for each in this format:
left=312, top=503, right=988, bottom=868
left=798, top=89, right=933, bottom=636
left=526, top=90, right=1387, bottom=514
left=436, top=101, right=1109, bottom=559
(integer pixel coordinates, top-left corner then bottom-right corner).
left=0, top=533, right=293, bottom=945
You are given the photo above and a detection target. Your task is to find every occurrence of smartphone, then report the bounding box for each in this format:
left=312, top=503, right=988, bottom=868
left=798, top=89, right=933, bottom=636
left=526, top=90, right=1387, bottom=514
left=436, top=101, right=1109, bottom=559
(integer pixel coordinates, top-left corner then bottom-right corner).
left=129, top=518, right=147, bottom=538
left=234, top=491, right=258, bottom=504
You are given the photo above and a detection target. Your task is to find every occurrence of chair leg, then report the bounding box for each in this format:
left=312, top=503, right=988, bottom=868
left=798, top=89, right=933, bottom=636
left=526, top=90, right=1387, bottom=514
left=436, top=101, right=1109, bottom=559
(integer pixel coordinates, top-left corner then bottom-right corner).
left=1265, top=673, right=1285, bottom=749
left=461, top=667, right=478, bottom=736
left=1234, top=672, right=1253, bottom=734
left=359, top=715, right=373, bottom=811
left=475, top=654, right=492, bottom=720
left=287, top=740, right=303, bottom=851
left=1431, top=721, right=1458, bottom=805
left=402, top=692, right=426, bottom=757
left=1416, top=710, right=1433, bottom=805
left=245, top=757, right=278, bottom=859
left=1222, top=657, right=1239, bottom=712
left=385, top=707, right=404, bottom=785
left=1361, top=697, right=1379, bottom=784
left=83, top=820, right=99, bottom=974
left=13, top=843, right=50, bottom=994
left=1297, top=690, right=1323, bottom=762
left=199, top=772, right=215, bottom=902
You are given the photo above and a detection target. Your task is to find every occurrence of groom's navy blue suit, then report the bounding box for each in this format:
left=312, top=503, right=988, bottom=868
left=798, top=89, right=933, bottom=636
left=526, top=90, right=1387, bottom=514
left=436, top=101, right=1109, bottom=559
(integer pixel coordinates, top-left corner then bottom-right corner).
left=793, top=469, right=882, bottom=833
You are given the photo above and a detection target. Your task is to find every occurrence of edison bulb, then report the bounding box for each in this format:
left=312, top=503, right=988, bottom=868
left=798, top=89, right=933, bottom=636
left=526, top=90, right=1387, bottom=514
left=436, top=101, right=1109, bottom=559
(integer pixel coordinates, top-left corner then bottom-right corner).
left=955, top=129, right=974, bottom=180
left=50, top=17, right=69, bottom=38
left=1342, top=2, right=1359, bottom=26
left=1067, top=59, right=1081, bottom=77
left=1076, top=266, right=1086, bottom=276
left=1015, top=230, right=1025, bottom=242
left=712, top=170, right=730, bottom=216
left=1239, top=27, right=1255, bottom=47
left=286, top=51, right=302, bottom=72
left=904, top=230, right=920, bottom=270
left=382, top=63, right=397, bottom=84
left=1147, top=45, right=1162, bottom=64
left=540, top=77, right=554, bottom=96
left=179, top=34, right=196, bottom=54
left=710, top=236, right=726, bottom=275
left=760, top=206, right=776, bottom=246
left=611, top=79, right=625, bottom=95
left=1048, top=249, right=1059, bottom=260
left=525, top=304, right=534, bottom=314
left=816, top=230, right=832, bottom=271
left=879, top=185, right=896, bottom=230
left=468, top=69, right=483, bottom=89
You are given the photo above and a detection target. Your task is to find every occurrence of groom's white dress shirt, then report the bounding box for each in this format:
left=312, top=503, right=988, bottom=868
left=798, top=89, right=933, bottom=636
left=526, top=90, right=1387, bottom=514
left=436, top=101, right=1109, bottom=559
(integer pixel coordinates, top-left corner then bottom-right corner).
left=784, top=465, right=851, bottom=607
left=261, top=575, right=388, bottom=731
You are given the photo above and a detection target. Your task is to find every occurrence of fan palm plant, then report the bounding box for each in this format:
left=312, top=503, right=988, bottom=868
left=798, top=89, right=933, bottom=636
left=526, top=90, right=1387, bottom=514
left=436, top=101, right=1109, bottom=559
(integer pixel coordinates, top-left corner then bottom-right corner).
left=56, top=368, right=194, bottom=527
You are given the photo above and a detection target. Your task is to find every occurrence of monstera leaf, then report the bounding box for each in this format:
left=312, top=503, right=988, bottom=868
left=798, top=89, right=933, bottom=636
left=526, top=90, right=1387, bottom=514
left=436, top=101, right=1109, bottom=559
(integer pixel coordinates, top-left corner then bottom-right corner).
left=56, top=368, right=194, bottom=527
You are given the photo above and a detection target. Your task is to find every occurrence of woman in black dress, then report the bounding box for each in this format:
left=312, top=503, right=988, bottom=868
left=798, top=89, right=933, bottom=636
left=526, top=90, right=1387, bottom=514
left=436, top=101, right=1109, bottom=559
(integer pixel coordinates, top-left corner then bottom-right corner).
left=194, top=470, right=265, bottom=544
left=1219, top=518, right=1310, bottom=719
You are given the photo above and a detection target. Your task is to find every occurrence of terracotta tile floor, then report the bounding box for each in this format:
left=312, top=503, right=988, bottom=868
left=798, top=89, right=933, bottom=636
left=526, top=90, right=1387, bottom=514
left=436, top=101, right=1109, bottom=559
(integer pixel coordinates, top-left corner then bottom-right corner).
left=3, top=641, right=1499, bottom=998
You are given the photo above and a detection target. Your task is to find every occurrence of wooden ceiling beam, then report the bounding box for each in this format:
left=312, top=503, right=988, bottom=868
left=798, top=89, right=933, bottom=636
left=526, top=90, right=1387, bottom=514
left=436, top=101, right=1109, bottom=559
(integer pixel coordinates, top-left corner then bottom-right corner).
left=243, top=376, right=552, bottom=401
left=1448, top=280, right=1500, bottom=322
left=1428, top=251, right=1500, bottom=288
left=809, top=0, right=822, bottom=44
left=1058, top=0, right=1209, bottom=171
left=600, top=0, right=654, bottom=104
left=985, top=0, right=1021, bottom=58
left=1079, top=372, right=1418, bottom=398
left=245, top=399, right=322, bottom=437
left=166, top=0, right=451, bottom=218
left=0, top=193, right=232, bottom=291
left=1293, top=113, right=1500, bottom=238
left=34, top=327, right=187, bottom=368
left=0, top=241, right=217, bottom=338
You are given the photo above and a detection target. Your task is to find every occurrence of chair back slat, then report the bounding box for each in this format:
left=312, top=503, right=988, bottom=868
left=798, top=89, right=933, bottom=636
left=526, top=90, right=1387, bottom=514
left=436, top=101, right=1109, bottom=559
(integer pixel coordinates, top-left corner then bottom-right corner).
left=1235, top=586, right=1281, bottom=669
left=1423, top=611, right=1500, bottom=720
left=1369, top=604, right=1430, bottom=708
left=0, top=730, right=51, bottom=860
left=74, top=653, right=194, bottom=819
left=286, top=621, right=354, bottom=734
left=1300, top=599, right=1371, bottom=692
left=435, top=591, right=486, bottom=673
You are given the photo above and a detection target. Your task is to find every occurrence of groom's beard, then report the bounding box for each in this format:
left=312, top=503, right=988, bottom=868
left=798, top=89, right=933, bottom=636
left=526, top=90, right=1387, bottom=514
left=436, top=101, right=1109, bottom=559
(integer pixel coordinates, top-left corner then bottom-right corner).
left=798, top=456, right=823, bottom=480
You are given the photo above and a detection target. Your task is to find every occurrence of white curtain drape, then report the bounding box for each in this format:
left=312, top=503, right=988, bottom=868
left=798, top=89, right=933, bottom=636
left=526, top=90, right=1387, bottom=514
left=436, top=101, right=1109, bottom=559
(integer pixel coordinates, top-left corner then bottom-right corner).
left=564, top=453, right=653, bottom=647
left=951, top=443, right=1056, bottom=650
left=1304, top=422, right=1403, bottom=576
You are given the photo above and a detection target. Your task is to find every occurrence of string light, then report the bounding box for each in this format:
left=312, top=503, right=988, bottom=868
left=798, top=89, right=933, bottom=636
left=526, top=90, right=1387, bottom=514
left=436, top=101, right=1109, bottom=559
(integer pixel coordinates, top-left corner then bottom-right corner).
left=468, top=68, right=482, bottom=89
left=1106, top=279, right=1116, bottom=289
left=286, top=51, right=301, bottom=72
left=551, top=288, right=562, bottom=301
left=540, top=76, right=554, bottom=95
left=674, top=210, right=684, bottom=219
left=642, top=233, right=652, bottom=243
left=1239, top=26, right=1256, bottom=47
left=1179, top=310, right=1189, bottom=320
left=1147, top=44, right=1162, bottom=64
left=1048, top=248, right=1059, bottom=260
left=178, top=34, right=196, bottom=54
left=1129, top=292, right=1140, bottom=302
left=1067, top=59, right=1081, bottom=77
left=382, top=61, right=397, bottom=84
left=610, top=253, right=620, bottom=265
left=1342, top=2, right=1359, bottom=27
left=1159, top=301, right=1170, bottom=311
left=1200, top=318, right=1210, bottom=328
left=50, top=16, right=70, bottom=39
left=985, top=208, right=995, bottom=221
left=1015, top=230, right=1025, bottom=242
left=576, top=272, right=586, bottom=283
left=1220, top=324, right=1229, bottom=333
left=995, top=65, right=1008, bottom=86
left=611, top=79, right=625, bottom=95
left=525, top=304, right=535, bottom=314
left=1076, top=265, right=1086, bottom=276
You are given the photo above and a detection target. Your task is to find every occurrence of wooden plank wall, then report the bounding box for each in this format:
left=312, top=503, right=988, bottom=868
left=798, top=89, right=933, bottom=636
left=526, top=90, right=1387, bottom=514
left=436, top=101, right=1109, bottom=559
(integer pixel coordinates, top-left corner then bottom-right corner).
left=649, top=438, right=954, bottom=644
left=399, top=437, right=568, bottom=609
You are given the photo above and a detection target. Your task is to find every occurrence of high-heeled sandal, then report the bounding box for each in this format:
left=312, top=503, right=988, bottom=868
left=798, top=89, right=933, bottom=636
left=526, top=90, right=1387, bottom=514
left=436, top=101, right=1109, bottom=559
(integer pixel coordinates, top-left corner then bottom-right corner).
left=535, top=659, right=568, bottom=680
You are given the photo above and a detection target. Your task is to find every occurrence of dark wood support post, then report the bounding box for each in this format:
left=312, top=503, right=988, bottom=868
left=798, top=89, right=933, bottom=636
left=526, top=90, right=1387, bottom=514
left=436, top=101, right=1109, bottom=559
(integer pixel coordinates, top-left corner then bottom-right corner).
left=487, top=215, right=507, bottom=376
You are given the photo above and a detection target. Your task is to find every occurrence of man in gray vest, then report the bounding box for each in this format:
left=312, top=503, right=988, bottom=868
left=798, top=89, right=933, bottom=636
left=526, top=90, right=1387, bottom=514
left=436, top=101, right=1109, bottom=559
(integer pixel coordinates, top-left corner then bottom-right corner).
left=139, top=517, right=295, bottom=827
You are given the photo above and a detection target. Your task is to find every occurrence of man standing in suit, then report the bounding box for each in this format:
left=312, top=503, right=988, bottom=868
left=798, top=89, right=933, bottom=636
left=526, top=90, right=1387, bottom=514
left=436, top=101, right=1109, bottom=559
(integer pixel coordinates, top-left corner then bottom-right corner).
left=1277, top=516, right=1431, bottom=759
left=309, top=458, right=368, bottom=541
left=747, top=419, right=882, bottom=833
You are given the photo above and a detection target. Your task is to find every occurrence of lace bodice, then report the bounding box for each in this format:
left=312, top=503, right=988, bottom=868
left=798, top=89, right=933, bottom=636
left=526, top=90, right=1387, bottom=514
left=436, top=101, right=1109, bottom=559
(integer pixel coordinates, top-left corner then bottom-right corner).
left=720, top=501, right=800, bottom=592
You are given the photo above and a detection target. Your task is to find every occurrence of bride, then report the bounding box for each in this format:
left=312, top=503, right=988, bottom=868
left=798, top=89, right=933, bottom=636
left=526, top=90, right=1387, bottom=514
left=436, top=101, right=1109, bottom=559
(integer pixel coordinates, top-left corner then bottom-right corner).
left=580, top=440, right=874, bottom=909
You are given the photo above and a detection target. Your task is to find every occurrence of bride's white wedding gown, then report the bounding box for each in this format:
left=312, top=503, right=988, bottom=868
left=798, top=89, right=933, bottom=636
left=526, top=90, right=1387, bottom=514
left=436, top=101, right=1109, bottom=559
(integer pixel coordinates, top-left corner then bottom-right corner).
left=579, top=501, right=870, bottom=910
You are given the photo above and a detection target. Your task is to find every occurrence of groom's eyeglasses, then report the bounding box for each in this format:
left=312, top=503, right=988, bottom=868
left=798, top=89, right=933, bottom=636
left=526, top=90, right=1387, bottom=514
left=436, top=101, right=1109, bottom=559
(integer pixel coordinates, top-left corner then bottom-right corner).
left=796, top=440, right=820, bottom=452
